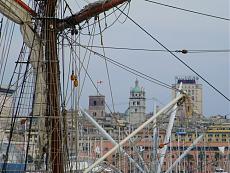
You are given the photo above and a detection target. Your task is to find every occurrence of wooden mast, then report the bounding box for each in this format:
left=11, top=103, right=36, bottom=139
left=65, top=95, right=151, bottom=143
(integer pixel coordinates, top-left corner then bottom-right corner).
left=44, top=0, right=64, bottom=172
left=42, top=0, right=129, bottom=172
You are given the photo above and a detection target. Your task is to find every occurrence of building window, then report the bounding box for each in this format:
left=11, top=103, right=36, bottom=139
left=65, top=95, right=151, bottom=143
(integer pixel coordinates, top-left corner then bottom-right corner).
left=137, top=101, right=140, bottom=105
left=93, top=101, right=97, bottom=106
left=135, top=109, right=137, bottom=112
left=93, top=112, right=97, bottom=117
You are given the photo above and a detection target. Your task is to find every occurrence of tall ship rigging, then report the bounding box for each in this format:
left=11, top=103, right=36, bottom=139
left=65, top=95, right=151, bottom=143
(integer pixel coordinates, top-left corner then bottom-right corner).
left=0, top=0, right=229, bottom=172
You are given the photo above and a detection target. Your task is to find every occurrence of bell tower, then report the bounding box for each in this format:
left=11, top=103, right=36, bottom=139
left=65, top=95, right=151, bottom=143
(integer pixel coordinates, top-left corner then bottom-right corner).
left=88, top=95, right=105, bottom=118
left=128, top=79, right=146, bottom=125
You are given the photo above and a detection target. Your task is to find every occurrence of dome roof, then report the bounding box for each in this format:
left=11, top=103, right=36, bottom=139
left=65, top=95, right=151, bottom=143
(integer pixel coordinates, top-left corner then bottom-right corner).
left=131, top=79, right=142, bottom=93
left=131, top=86, right=141, bottom=93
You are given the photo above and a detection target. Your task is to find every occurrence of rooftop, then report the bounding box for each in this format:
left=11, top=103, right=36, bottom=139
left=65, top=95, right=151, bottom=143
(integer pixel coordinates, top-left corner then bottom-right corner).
left=131, top=79, right=142, bottom=93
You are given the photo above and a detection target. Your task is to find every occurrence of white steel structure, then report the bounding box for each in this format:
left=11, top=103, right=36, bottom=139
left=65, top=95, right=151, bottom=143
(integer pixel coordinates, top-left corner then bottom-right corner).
left=84, top=93, right=186, bottom=173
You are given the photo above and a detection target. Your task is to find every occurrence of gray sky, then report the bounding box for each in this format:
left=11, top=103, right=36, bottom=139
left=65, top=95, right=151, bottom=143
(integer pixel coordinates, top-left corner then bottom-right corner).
left=78, top=0, right=229, bottom=116
left=1, top=0, right=229, bottom=117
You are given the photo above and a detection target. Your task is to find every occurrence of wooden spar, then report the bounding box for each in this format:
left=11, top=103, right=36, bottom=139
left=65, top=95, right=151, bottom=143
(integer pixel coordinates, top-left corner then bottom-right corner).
left=57, top=0, right=129, bottom=31
left=14, top=0, right=36, bottom=16
left=44, top=0, right=64, bottom=172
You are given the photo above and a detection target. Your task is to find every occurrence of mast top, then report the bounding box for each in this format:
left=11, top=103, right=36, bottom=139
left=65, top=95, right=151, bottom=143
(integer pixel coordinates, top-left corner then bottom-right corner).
left=57, top=0, right=129, bottom=31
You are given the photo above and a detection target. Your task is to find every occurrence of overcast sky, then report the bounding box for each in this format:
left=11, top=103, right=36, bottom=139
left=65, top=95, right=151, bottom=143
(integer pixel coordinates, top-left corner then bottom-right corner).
left=77, top=0, right=230, bottom=116
left=1, top=0, right=229, bottom=117
left=67, top=0, right=229, bottom=115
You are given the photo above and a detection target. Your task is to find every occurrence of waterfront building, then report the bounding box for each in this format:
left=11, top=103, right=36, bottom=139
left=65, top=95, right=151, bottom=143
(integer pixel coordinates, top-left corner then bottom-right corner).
left=172, top=76, right=203, bottom=117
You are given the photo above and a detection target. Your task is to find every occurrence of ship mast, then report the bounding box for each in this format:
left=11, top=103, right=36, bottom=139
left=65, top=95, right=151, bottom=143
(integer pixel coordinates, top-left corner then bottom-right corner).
left=44, top=0, right=64, bottom=172
left=43, top=0, right=129, bottom=172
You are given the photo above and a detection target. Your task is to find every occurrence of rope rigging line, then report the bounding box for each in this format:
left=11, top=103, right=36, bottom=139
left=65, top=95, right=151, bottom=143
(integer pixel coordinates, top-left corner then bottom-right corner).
left=0, top=45, right=26, bottom=155
left=60, top=33, right=127, bottom=164
left=116, top=6, right=230, bottom=102
left=57, top=2, right=76, bottom=168
left=2, top=0, right=226, bottom=171
left=0, top=19, right=11, bottom=78
left=77, top=43, right=176, bottom=91
left=76, top=45, right=230, bottom=54
left=63, top=30, right=143, bottom=121
left=59, top=24, right=82, bottom=107
left=60, top=16, right=123, bottom=116
left=63, top=32, right=181, bottom=94
left=0, top=22, right=15, bottom=86
left=60, top=35, right=176, bottom=166
left=60, top=34, right=66, bottom=106
left=143, top=0, right=230, bottom=21
left=22, top=30, right=46, bottom=172
left=78, top=2, right=130, bottom=36
left=76, top=23, right=97, bottom=103
left=71, top=44, right=228, bottom=168
left=98, top=15, right=116, bottom=113
left=78, top=23, right=96, bottom=99
left=23, top=70, right=36, bottom=171
left=63, top=33, right=115, bottom=114
left=113, top=0, right=130, bottom=24
left=1, top=44, right=34, bottom=172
